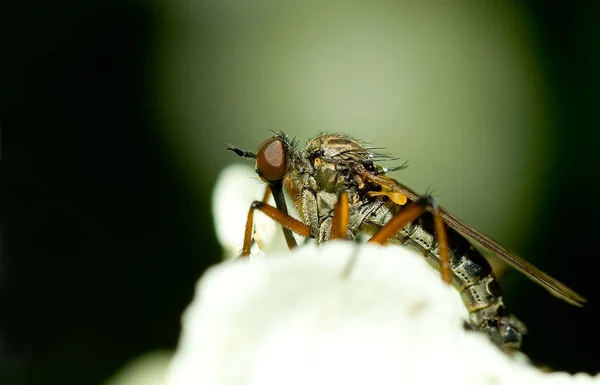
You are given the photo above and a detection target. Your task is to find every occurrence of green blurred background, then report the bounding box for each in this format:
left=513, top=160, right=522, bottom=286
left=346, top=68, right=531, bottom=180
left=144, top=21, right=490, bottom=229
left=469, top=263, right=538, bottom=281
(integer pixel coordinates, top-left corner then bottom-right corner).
left=1, top=1, right=599, bottom=384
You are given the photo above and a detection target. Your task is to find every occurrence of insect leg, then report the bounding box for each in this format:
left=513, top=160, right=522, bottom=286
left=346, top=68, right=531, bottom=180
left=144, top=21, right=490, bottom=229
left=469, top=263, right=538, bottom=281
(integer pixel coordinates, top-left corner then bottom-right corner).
left=241, top=186, right=310, bottom=257
left=331, top=190, right=350, bottom=240
left=270, top=183, right=304, bottom=252
left=248, top=186, right=273, bottom=251
left=261, top=185, right=272, bottom=202
left=367, top=196, right=451, bottom=284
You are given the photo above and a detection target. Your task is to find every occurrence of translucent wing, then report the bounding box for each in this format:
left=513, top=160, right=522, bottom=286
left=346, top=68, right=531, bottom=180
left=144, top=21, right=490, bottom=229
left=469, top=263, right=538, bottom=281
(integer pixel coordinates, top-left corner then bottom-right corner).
left=361, top=169, right=587, bottom=307
left=438, top=206, right=586, bottom=307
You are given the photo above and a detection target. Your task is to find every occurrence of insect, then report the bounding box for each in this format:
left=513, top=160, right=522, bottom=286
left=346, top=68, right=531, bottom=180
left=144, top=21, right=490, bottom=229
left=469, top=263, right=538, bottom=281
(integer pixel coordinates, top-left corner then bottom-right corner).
left=227, top=132, right=586, bottom=350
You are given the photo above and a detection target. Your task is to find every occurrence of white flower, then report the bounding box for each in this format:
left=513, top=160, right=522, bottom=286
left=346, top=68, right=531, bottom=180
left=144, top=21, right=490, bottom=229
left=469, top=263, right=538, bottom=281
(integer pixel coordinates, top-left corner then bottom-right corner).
left=166, top=164, right=600, bottom=385
left=211, top=163, right=297, bottom=259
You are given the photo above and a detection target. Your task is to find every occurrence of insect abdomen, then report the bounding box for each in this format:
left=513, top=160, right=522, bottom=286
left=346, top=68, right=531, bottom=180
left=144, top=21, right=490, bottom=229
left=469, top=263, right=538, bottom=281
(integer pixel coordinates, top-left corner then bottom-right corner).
left=358, top=201, right=525, bottom=348
left=398, top=220, right=504, bottom=323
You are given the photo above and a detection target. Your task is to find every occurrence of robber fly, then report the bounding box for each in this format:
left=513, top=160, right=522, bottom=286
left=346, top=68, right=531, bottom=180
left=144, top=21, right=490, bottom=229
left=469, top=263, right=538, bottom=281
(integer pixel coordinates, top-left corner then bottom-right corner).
left=227, top=132, right=586, bottom=350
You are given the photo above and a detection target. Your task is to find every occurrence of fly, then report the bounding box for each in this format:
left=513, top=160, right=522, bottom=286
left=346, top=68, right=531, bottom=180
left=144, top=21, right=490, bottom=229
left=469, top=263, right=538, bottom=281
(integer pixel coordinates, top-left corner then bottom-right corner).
left=227, top=132, right=586, bottom=350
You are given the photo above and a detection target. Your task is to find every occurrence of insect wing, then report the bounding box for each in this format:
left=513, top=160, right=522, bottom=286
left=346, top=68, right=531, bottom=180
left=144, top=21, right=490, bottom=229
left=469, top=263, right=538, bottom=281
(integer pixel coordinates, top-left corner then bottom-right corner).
left=438, top=207, right=586, bottom=307
left=360, top=168, right=586, bottom=307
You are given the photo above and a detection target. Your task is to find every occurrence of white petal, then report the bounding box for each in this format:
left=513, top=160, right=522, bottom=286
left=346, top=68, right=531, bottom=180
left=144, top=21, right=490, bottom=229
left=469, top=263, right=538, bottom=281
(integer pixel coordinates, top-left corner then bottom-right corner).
left=212, top=163, right=303, bottom=259
left=212, top=164, right=276, bottom=258
left=166, top=242, right=597, bottom=385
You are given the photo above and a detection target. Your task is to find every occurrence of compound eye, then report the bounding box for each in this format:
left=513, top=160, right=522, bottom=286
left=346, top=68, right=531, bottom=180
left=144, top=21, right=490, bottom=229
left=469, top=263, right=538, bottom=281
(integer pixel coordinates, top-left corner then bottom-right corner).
left=256, top=137, right=286, bottom=182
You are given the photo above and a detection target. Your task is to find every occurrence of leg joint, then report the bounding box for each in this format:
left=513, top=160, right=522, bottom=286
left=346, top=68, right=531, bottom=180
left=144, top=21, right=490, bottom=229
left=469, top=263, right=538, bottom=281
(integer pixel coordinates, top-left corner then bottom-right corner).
left=417, top=195, right=438, bottom=211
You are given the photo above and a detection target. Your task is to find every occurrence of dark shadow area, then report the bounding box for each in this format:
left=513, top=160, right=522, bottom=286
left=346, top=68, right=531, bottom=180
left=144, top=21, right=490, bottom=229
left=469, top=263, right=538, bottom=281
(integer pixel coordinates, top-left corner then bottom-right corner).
left=505, top=1, right=600, bottom=372
left=0, top=2, right=220, bottom=385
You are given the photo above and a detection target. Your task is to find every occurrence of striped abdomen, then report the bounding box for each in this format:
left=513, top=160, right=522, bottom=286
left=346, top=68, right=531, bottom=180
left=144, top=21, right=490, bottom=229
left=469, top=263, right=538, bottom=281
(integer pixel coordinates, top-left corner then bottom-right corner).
left=356, top=200, right=526, bottom=349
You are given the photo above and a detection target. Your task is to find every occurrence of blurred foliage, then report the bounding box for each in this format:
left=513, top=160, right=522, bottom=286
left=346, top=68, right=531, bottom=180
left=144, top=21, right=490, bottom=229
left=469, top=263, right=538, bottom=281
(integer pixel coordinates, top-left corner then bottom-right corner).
left=0, top=1, right=599, bottom=385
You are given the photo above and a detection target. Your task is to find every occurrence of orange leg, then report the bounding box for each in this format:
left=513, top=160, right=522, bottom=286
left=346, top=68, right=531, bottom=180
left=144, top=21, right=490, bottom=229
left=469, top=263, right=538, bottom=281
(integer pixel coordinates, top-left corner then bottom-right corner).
left=261, top=185, right=272, bottom=203
left=249, top=186, right=273, bottom=251
left=368, top=197, right=451, bottom=285
left=331, top=190, right=350, bottom=240
left=241, top=188, right=310, bottom=257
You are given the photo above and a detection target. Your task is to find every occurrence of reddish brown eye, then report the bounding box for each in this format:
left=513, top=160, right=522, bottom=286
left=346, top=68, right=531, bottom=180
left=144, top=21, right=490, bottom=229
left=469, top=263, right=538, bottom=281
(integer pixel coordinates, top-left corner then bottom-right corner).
left=256, top=137, right=286, bottom=182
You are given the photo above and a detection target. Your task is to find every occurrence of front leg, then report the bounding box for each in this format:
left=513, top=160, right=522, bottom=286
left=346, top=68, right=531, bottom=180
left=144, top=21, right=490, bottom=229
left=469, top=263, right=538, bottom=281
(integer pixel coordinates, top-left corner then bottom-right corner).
left=241, top=183, right=310, bottom=257
left=300, top=187, right=320, bottom=239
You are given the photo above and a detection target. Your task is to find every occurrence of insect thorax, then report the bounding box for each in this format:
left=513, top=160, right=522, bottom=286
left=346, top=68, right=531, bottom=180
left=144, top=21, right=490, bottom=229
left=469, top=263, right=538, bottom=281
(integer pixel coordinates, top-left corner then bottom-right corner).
left=288, top=135, right=377, bottom=243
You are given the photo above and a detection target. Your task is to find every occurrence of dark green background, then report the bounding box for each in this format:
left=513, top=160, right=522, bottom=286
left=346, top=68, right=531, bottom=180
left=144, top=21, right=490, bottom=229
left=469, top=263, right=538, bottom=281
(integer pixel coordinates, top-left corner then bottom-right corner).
left=1, top=1, right=599, bottom=384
